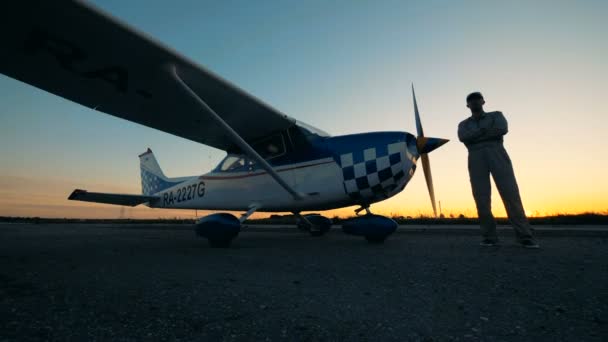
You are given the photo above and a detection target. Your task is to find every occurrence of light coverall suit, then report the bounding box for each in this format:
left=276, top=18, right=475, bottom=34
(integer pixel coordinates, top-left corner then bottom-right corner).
left=457, top=111, right=534, bottom=242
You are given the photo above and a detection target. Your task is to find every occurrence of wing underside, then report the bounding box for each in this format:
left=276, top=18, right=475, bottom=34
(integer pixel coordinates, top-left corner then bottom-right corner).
left=68, top=189, right=159, bottom=207
left=0, top=0, right=298, bottom=151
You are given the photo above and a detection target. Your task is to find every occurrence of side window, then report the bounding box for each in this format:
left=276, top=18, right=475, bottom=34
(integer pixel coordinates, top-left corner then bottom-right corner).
left=252, top=134, right=286, bottom=160
left=220, top=156, right=245, bottom=171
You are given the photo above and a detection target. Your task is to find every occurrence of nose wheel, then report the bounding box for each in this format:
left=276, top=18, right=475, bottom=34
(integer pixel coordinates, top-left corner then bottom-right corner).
left=343, top=206, right=398, bottom=243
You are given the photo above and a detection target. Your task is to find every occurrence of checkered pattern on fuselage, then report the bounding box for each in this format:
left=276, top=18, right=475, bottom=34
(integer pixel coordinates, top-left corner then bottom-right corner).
left=339, top=141, right=413, bottom=200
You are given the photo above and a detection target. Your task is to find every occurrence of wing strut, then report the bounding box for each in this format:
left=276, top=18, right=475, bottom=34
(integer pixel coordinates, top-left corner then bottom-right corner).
left=172, top=65, right=303, bottom=200
left=240, top=204, right=261, bottom=223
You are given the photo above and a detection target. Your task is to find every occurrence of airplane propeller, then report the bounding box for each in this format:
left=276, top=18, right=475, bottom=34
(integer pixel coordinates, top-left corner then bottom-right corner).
left=411, top=85, right=448, bottom=217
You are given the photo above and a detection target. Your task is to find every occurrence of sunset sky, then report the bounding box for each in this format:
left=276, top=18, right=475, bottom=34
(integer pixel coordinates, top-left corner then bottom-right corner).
left=1, top=0, right=606, bottom=219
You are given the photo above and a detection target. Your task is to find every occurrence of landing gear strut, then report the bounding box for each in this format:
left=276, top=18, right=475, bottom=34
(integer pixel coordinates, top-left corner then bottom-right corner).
left=354, top=205, right=372, bottom=216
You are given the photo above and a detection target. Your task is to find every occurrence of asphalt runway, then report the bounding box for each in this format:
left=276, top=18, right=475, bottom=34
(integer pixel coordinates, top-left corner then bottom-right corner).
left=1, top=223, right=606, bottom=341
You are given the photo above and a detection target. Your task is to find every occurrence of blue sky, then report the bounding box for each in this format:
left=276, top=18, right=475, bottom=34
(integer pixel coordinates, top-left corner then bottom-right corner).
left=1, top=0, right=606, bottom=218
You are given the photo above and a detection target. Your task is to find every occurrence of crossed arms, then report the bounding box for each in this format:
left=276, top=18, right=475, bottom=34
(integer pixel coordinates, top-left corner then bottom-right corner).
left=458, top=112, right=508, bottom=144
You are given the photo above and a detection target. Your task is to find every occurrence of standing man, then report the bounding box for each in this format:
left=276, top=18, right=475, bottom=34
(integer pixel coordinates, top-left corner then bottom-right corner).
left=458, top=92, right=539, bottom=248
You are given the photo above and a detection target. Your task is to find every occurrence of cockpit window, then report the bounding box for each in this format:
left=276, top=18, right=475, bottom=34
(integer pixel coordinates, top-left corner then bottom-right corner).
left=251, top=134, right=286, bottom=160
left=220, top=155, right=245, bottom=171
left=219, top=133, right=291, bottom=172
left=218, top=155, right=257, bottom=172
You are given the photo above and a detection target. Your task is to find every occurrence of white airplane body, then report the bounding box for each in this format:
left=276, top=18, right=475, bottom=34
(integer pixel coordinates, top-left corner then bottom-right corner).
left=1, top=1, right=448, bottom=247
left=149, top=157, right=348, bottom=212
left=136, top=133, right=416, bottom=213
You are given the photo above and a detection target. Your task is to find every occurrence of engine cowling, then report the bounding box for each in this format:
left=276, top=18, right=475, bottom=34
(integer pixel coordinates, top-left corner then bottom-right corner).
left=195, top=213, right=240, bottom=247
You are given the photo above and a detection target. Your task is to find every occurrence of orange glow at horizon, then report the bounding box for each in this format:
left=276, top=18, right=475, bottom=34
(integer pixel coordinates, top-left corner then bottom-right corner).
left=0, top=174, right=604, bottom=220
left=1, top=0, right=606, bottom=220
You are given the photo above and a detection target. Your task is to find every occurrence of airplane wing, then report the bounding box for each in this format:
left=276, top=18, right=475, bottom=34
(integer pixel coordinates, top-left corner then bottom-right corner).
left=68, top=189, right=159, bottom=207
left=0, top=0, right=300, bottom=151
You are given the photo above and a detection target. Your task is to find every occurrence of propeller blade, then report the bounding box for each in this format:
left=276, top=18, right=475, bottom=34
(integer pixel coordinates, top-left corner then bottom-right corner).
left=420, top=153, right=437, bottom=217
left=412, top=84, right=439, bottom=217
left=412, top=84, right=424, bottom=137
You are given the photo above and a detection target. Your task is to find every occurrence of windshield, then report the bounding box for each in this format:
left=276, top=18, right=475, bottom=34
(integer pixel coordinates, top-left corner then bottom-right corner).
left=219, top=155, right=245, bottom=171
left=217, top=154, right=258, bottom=172
left=296, top=121, right=330, bottom=137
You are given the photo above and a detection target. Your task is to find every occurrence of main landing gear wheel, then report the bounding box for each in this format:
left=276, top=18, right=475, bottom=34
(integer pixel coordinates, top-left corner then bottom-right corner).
left=195, top=213, right=241, bottom=248
left=296, top=214, right=332, bottom=237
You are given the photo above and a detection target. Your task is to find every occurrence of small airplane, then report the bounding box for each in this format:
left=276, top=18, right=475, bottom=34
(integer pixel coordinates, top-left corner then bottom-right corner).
left=0, top=1, right=448, bottom=247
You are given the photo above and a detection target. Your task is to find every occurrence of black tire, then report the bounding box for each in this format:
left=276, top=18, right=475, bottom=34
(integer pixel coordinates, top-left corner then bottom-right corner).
left=208, top=239, right=233, bottom=248
left=365, top=235, right=387, bottom=244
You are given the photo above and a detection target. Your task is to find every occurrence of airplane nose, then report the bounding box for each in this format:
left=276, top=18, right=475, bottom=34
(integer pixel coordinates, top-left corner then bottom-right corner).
left=416, top=136, right=449, bottom=154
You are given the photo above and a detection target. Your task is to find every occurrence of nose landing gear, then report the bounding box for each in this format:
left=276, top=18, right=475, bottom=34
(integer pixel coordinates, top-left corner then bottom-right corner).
left=342, top=206, right=398, bottom=243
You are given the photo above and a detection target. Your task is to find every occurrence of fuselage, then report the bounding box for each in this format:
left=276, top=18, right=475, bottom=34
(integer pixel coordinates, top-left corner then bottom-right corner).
left=150, top=130, right=419, bottom=212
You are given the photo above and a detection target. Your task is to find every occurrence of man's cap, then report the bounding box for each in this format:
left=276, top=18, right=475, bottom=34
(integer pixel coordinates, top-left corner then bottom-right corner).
left=466, top=92, right=484, bottom=102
